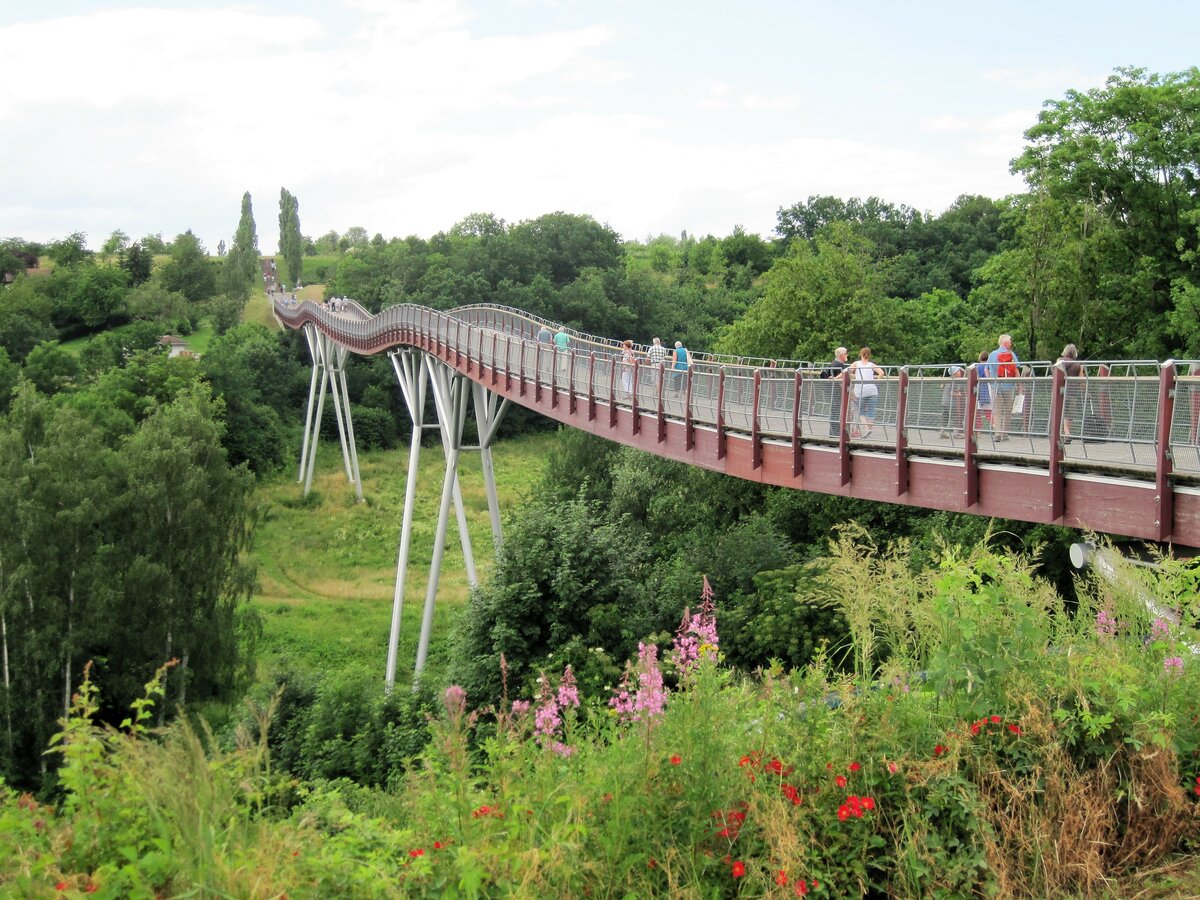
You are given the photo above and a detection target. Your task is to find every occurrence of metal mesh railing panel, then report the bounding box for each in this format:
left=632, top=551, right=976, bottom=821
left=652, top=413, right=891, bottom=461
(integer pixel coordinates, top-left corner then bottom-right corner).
left=1063, top=375, right=1159, bottom=468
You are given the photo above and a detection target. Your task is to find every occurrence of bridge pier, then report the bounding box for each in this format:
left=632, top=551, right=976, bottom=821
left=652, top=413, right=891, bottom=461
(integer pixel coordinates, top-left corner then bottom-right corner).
left=298, top=325, right=363, bottom=501
left=385, top=350, right=511, bottom=691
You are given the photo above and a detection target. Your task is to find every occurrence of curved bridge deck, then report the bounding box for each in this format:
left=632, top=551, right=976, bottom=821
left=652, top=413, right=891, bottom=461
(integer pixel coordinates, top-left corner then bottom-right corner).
left=275, top=297, right=1200, bottom=548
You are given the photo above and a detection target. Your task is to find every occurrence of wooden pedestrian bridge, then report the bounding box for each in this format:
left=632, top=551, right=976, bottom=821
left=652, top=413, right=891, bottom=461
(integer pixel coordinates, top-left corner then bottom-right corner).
left=273, top=294, right=1200, bottom=683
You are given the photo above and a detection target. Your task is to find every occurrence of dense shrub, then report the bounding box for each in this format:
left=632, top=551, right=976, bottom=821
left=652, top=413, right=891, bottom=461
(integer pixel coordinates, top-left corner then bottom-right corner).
left=5, top=541, right=1199, bottom=897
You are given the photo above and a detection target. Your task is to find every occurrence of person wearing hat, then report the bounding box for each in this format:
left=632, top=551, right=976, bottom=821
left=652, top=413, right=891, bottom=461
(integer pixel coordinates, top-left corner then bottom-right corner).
left=940, top=365, right=966, bottom=439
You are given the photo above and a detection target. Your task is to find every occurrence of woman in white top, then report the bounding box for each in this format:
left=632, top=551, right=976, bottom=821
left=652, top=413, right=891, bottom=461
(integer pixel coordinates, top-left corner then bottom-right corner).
left=849, top=347, right=885, bottom=438
left=620, top=339, right=635, bottom=396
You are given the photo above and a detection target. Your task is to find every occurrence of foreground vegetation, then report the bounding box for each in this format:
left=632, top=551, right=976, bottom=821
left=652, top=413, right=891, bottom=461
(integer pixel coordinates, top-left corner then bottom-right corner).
left=3, top=533, right=1199, bottom=898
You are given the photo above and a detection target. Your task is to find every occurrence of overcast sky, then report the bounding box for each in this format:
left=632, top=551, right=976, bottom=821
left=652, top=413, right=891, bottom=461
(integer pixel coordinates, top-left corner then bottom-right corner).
left=3, top=0, right=1198, bottom=254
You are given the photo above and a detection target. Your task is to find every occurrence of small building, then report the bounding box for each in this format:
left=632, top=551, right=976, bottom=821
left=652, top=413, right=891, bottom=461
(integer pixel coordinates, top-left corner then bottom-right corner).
left=159, top=335, right=189, bottom=358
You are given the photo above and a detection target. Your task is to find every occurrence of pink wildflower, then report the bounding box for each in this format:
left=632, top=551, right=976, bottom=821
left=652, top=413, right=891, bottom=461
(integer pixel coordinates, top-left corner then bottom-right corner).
left=670, top=579, right=721, bottom=677
left=610, top=643, right=667, bottom=724
left=556, top=664, right=581, bottom=708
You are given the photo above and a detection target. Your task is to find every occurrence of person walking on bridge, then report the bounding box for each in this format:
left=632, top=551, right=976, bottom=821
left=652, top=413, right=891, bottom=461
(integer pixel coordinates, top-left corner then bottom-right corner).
left=820, top=346, right=849, bottom=436
left=986, top=334, right=1021, bottom=442
left=671, top=340, right=691, bottom=393
left=554, top=329, right=571, bottom=380
left=647, top=337, right=668, bottom=367
left=849, top=347, right=884, bottom=438
left=620, top=339, right=636, bottom=396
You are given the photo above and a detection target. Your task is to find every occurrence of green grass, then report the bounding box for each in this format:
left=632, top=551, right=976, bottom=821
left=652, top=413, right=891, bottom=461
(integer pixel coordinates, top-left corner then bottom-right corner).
left=241, top=288, right=281, bottom=331
left=184, top=320, right=214, bottom=354
left=249, top=431, right=556, bottom=684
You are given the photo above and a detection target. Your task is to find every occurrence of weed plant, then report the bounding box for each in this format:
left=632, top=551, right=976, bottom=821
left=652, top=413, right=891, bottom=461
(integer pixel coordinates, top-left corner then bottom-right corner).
left=3, top=533, right=1199, bottom=897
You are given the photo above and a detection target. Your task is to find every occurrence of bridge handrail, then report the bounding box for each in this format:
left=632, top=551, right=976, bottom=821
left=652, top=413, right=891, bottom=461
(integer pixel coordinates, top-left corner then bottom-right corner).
left=273, top=296, right=1200, bottom=486
left=447, top=303, right=818, bottom=370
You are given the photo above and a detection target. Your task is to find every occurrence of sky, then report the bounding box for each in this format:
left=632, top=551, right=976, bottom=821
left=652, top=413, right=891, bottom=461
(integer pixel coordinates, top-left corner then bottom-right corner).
left=2, top=0, right=1198, bottom=255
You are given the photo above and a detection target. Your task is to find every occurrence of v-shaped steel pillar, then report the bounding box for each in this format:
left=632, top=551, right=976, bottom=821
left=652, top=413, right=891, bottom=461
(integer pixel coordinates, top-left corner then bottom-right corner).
left=385, top=349, right=510, bottom=690
left=297, top=325, right=363, bottom=501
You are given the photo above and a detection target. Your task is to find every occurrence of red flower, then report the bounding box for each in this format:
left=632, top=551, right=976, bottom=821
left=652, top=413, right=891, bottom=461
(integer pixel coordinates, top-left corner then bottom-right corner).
left=776, top=870, right=789, bottom=886
left=781, top=782, right=801, bottom=805
left=887, top=761, right=899, bottom=774
left=834, top=775, right=847, bottom=788
left=989, top=715, right=1002, bottom=724
left=862, top=796, right=875, bottom=810
left=670, top=754, right=682, bottom=765
left=433, top=841, right=444, bottom=850
left=837, top=804, right=851, bottom=820
left=55, top=884, right=68, bottom=892
left=848, top=761, right=862, bottom=772
left=84, top=885, right=98, bottom=895
left=731, top=861, right=745, bottom=878
left=970, top=722, right=981, bottom=735
left=934, top=744, right=946, bottom=757
left=795, top=880, right=809, bottom=896
left=1008, top=724, right=1022, bottom=734
left=409, top=848, right=425, bottom=858
left=472, top=805, right=491, bottom=818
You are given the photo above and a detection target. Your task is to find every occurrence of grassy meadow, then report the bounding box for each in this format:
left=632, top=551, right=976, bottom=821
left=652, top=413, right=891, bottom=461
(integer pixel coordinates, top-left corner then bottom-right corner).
left=249, top=431, right=557, bottom=686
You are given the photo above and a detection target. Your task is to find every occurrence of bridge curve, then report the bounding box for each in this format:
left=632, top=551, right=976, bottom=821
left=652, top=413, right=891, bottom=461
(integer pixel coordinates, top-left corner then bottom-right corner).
left=274, top=295, right=1200, bottom=549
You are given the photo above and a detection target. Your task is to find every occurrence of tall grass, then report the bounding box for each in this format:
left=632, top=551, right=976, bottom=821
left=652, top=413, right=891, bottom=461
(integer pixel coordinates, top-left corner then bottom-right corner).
left=250, top=434, right=556, bottom=683
left=5, top=534, right=1199, bottom=897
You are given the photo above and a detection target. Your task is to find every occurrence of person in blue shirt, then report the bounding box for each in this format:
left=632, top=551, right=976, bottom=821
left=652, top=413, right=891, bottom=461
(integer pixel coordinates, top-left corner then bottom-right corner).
left=671, top=340, right=691, bottom=392
left=985, top=334, right=1020, bottom=441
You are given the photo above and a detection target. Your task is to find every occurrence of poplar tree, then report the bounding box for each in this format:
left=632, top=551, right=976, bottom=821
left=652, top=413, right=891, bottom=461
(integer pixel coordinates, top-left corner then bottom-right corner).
left=278, top=188, right=303, bottom=290
left=222, top=191, right=259, bottom=301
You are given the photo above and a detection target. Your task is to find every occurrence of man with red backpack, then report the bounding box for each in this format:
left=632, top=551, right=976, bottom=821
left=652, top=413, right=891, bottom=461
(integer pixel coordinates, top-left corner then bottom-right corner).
left=985, top=334, right=1021, bottom=442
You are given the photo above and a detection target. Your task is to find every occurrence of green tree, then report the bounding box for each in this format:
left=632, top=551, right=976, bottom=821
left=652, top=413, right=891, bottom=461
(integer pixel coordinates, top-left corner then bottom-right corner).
left=113, top=388, right=258, bottom=712
left=158, top=230, right=217, bottom=302
left=0, top=281, right=57, bottom=363
left=278, top=188, right=303, bottom=289
left=0, top=347, right=18, bottom=414
left=1012, top=66, right=1200, bottom=357
left=714, top=223, right=894, bottom=361
left=22, top=341, right=80, bottom=395
left=46, top=232, right=90, bottom=267
left=100, top=229, right=129, bottom=257
left=139, top=233, right=167, bottom=255
left=125, top=282, right=194, bottom=332
left=509, top=212, right=624, bottom=287
left=222, top=191, right=260, bottom=302
left=118, top=241, right=154, bottom=287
